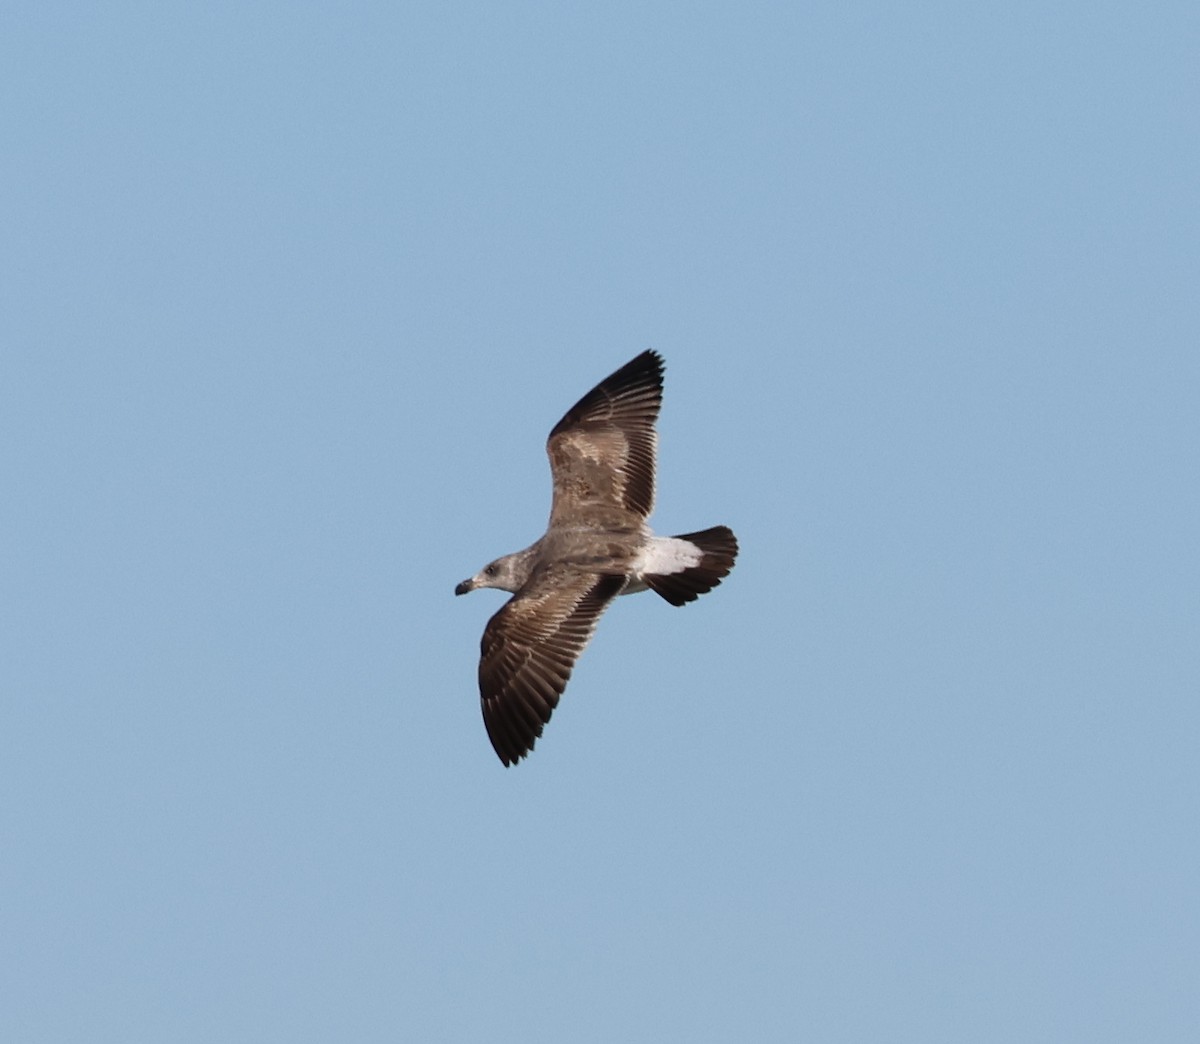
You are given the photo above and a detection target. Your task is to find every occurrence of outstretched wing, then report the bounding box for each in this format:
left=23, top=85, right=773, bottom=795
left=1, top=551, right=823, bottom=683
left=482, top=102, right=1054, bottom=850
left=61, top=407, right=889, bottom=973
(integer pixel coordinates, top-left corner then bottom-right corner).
left=479, top=570, right=627, bottom=766
left=546, top=350, right=664, bottom=526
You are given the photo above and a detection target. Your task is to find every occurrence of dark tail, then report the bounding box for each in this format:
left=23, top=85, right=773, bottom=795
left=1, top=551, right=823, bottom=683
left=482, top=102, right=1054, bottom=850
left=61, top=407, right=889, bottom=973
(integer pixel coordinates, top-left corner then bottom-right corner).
left=644, top=525, right=739, bottom=607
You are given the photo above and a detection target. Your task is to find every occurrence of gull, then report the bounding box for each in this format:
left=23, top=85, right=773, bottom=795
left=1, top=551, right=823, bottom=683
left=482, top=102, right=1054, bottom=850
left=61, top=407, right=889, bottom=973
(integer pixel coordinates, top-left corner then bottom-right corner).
left=455, top=350, right=738, bottom=765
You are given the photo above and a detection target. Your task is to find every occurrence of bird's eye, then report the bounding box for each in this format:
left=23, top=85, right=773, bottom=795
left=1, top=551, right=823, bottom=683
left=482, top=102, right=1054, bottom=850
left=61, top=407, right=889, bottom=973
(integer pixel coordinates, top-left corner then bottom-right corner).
left=485, top=564, right=497, bottom=576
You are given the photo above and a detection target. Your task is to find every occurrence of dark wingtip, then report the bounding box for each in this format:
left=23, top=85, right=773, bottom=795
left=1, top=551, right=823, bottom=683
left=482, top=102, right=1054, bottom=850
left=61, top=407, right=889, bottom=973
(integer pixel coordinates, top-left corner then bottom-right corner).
left=609, top=348, right=665, bottom=393
left=484, top=705, right=542, bottom=767
left=548, top=349, right=665, bottom=440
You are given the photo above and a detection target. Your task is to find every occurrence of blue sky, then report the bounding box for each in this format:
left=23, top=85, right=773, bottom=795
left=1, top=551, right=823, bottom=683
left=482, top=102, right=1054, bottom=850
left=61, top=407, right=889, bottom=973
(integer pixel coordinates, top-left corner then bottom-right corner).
left=3, top=3, right=1197, bottom=1041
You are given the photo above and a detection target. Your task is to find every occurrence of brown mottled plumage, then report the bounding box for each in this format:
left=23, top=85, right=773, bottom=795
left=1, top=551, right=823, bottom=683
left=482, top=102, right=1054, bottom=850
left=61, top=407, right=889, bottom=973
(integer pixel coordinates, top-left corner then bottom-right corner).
left=455, top=350, right=738, bottom=766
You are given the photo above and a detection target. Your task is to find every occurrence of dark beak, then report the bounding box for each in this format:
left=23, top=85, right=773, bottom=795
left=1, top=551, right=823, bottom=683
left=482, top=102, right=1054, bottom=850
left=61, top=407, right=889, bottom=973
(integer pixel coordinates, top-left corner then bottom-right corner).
left=454, top=579, right=473, bottom=596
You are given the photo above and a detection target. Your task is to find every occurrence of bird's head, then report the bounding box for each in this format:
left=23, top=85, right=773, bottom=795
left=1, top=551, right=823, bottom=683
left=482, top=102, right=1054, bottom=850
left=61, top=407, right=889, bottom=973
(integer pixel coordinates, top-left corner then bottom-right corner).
left=454, top=553, right=527, bottom=596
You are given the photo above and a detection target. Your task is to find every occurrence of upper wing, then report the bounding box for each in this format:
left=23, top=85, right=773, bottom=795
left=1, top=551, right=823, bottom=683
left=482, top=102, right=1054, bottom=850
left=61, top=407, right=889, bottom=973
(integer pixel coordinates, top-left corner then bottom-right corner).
left=546, top=350, right=664, bottom=525
left=479, top=570, right=627, bottom=766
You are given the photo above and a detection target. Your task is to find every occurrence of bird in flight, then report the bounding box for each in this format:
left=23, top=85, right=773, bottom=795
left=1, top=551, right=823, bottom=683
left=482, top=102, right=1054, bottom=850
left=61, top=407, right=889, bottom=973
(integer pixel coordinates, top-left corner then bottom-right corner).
left=455, top=350, right=738, bottom=766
